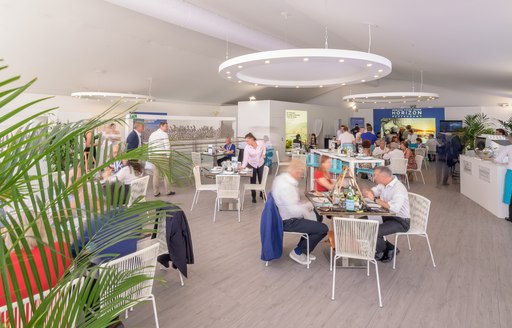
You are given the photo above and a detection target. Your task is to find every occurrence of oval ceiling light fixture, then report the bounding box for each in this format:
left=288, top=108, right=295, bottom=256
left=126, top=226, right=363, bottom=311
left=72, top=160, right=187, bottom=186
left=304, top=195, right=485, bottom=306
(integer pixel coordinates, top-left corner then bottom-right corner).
left=71, top=92, right=154, bottom=102
left=219, top=48, right=391, bottom=88
left=343, top=92, right=439, bottom=103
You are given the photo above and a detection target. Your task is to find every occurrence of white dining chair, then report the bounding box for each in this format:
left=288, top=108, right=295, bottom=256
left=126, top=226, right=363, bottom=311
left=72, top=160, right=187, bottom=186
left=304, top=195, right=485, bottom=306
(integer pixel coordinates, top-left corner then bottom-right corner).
left=407, top=155, right=426, bottom=184
left=101, top=243, right=160, bottom=327
left=241, top=166, right=269, bottom=210
left=389, top=157, right=409, bottom=189
left=393, top=192, right=436, bottom=269
left=331, top=217, right=382, bottom=307
left=214, top=174, right=241, bottom=222
left=127, top=175, right=150, bottom=207
left=191, top=165, right=217, bottom=211
left=274, top=150, right=290, bottom=176
left=414, top=147, right=429, bottom=168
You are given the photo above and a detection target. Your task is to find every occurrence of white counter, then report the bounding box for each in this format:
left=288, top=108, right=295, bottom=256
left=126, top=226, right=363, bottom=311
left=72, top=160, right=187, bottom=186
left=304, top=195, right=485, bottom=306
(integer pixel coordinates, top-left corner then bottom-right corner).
left=460, top=155, right=508, bottom=218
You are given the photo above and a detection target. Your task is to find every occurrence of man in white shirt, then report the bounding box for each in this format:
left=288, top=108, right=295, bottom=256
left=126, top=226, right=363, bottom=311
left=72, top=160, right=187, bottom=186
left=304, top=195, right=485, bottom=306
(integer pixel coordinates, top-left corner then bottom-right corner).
left=363, top=166, right=410, bottom=263
left=383, top=142, right=403, bottom=162
left=148, top=122, right=174, bottom=197
left=426, top=134, right=439, bottom=161
left=272, top=160, right=328, bottom=265
left=407, top=128, right=418, bottom=144
left=372, top=139, right=389, bottom=157
left=336, top=125, right=355, bottom=146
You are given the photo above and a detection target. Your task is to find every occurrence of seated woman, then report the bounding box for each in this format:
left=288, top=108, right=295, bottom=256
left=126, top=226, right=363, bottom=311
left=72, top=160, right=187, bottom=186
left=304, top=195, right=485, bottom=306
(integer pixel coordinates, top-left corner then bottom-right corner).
left=315, top=156, right=335, bottom=192
left=103, top=160, right=144, bottom=205
left=356, top=140, right=373, bottom=179
left=416, top=137, right=426, bottom=149
left=401, top=141, right=417, bottom=170
left=0, top=218, right=71, bottom=307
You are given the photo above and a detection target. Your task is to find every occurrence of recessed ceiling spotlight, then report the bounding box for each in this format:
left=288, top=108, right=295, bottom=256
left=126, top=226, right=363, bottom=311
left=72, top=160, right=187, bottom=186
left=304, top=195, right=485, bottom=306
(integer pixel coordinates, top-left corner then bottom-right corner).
left=361, top=79, right=366, bottom=82
left=339, top=59, right=345, bottom=63
left=226, top=71, right=231, bottom=74
left=249, top=96, right=256, bottom=101
left=238, top=80, right=242, bottom=83
left=341, top=83, right=346, bottom=86
left=265, top=60, right=270, bottom=64
left=238, top=65, right=243, bottom=69
left=296, top=86, right=300, bottom=88
left=374, top=75, right=379, bottom=78
left=378, top=69, right=383, bottom=73
left=303, top=58, right=309, bottom=62
left=274, top=85, right=279, bottom=88
left=254, top=83, right=259, bottom=86
left=366, top=63, right=373, bottom=67
left=319, top=85, right=323, bottom=88
left=227, top=76, right=232, bottom=79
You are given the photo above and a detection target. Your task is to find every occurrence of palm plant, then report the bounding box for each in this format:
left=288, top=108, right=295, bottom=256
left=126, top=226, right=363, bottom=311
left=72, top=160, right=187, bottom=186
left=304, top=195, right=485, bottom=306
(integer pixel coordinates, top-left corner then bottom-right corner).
left=497, top=116, right=512, bottom=135
left=0, top=61, right=189, bottom=326
left=460, top=113, right=495, bottom=150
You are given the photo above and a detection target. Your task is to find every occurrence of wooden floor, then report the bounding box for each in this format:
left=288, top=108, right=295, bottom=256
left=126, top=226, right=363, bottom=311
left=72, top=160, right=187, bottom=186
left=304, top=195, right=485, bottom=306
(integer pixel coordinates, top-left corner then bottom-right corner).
left=126, top=163, right=512, bottom=328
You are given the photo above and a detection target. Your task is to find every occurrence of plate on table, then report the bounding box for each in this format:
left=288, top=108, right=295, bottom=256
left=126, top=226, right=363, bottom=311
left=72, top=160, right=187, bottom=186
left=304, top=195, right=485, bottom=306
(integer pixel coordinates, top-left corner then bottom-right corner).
left=366, top=203, right=381, bottom=209
left=311, top=197, right=330, bottom=204
left=210, top=168, right=222, bottom=173
left=222, top=170, right=235, bottom=174
left=357, top=156, right=373, bottom=160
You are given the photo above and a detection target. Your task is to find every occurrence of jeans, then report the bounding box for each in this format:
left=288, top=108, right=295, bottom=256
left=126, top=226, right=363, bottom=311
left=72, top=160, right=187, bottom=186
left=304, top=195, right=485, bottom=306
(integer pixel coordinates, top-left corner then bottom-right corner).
left=376, top=216, right=410, bottom=253
left=248, top=164, right=264, bottom=199
left=282, top=217, right=328, bottom=254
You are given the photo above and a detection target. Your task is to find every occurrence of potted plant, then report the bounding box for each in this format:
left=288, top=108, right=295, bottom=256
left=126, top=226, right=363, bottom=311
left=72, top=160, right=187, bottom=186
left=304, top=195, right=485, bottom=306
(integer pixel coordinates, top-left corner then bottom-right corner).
left=498, top=116, right=512, bottom=135
left=460, top=113, right=495, bottom=155
left=0, top=61, right=188, bottom=326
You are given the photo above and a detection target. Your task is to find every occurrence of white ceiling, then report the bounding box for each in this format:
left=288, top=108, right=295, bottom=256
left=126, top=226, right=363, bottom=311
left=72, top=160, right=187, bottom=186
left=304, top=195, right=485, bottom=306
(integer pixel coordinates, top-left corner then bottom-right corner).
left=1, top=0, right=511, bottom=106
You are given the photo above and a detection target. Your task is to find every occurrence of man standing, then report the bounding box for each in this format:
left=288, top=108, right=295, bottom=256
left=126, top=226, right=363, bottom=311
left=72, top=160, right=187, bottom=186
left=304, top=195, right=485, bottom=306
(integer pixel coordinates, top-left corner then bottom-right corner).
left=148, top=122, right=174, bottom=197
left=272, top=160, right=328, bottom=265
left=363, top=166, right=410, bottom=263
left=126, top=122, right=144, bottom=151
left=361, top=126, right=378, bottom=145
left=336, top=125, right=355, bottom=146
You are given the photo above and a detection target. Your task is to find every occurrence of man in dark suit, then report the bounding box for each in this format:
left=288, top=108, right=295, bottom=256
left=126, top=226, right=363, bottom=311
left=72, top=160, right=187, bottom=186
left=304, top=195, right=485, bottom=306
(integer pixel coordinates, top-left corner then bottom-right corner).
left=126, top=122, right=144, bottom=151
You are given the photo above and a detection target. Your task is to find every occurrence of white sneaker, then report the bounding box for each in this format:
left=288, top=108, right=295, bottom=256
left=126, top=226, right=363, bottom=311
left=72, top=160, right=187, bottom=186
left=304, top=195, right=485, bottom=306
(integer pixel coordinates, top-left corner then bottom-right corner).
left=308, top=254, right=316, bottom=261
left=289, top=250, right=311, bottom=265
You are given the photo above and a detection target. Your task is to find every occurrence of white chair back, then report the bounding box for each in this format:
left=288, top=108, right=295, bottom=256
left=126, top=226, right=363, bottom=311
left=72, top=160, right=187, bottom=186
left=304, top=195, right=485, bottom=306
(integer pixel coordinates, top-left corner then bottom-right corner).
left=389, top=158, right=408, bottom=175
left=275, top=150, right=281, bottom=165
left=127, top=175, right=150, bottom=207
left=332, top=217, right=379, bottom=261
left=101, top=243, right=159, bottom=307
left=408, top=192, right=431, bottom=234
left=191, top=152, right=202, bottom=167
left=260, top=166, right=270, bottom=189
left=415, top=155, right=424, bottom=171
left=193, top=166, right=203, bottom=188
left=414, top=148, right=427, bottom=158
left=216, top=175, right=240, bottom=199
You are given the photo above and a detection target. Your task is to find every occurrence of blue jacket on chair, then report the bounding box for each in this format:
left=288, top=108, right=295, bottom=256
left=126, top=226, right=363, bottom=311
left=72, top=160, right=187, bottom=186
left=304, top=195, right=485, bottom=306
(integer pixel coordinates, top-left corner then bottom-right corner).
left=260, top=193, right=283, bottom=261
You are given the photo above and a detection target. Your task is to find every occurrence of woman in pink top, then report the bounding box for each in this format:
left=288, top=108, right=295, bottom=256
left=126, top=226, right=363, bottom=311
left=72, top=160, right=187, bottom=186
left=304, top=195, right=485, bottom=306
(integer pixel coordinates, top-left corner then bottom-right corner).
left=241, top=132, right=266, bottom=203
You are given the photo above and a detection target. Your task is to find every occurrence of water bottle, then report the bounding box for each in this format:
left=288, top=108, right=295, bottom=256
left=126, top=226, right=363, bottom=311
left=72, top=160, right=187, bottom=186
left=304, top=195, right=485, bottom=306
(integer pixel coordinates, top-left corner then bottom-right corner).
left=345, top=186, right=355, bottom=212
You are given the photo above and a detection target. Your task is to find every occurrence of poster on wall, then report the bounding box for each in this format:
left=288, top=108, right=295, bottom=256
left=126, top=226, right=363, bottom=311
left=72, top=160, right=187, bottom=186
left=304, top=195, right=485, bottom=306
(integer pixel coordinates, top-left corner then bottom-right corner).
left=373, top=107, right=445, bottom=140
left=350, top=117, right=365, bottom=130
left=285, top=110, right=307, bottom=149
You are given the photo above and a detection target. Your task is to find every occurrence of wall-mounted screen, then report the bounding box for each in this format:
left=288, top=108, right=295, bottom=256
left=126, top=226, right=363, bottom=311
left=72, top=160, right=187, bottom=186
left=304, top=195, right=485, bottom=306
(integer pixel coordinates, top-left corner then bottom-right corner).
left=381, top=117, right=436, bottom=140
left=439, top=120, right=463, bottom=132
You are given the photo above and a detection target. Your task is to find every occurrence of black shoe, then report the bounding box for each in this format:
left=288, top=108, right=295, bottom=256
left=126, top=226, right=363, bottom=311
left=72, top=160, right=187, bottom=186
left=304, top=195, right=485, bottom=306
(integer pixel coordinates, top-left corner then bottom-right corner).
left=157, top=254, right=170, bottom=268
left=252, top=198, right=257, bottom=203
left=166, top=191, right=176, bottom=196
left=505, top=217, right=512, bottom=222
left=375, top=252, right=385, bottom=261
left=382, top=247, right=400, bottom=263
left=260, top=191, right=264, bottom=199
left=154, top=192, right=161, bottom=197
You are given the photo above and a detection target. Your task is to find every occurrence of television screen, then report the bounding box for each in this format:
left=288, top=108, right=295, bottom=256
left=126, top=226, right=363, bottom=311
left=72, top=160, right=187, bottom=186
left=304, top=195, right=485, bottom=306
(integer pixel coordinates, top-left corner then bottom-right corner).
left=440, top=120, right=462, bottom=132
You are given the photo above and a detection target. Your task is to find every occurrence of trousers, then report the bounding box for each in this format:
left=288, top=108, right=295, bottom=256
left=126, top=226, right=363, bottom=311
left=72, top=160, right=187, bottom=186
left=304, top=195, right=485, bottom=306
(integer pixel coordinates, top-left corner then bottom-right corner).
left=376, top=216, right=410, bottom=253
left=153, top=166, right=170, bottom=195
left=248, top=164, right=264, bottom=199
left=283, top=217, right=328, bottom=254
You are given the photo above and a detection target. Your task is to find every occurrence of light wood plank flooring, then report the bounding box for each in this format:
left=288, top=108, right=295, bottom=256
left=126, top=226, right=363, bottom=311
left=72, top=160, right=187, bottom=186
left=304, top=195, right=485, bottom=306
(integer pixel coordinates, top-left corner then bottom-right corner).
left=126, top=163, right=512, bottom=328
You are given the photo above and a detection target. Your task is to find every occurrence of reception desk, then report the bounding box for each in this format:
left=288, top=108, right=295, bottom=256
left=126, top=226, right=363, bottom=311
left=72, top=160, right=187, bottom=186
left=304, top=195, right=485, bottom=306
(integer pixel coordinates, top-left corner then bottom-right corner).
left=460, top=155, right=508, bottom=218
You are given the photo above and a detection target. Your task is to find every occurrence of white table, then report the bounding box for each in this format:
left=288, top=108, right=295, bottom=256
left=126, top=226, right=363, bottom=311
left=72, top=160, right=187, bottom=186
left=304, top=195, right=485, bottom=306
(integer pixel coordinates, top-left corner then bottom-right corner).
left=201, top=151, right=227, bottom=167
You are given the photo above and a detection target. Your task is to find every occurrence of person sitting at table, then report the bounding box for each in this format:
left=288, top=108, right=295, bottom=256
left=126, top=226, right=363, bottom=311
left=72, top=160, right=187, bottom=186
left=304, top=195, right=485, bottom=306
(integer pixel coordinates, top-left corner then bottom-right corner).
left=216, top=137, right=236, bottom=166
left=103, top=159, right=144, bottom=205
left=400, top=141, right=417, bottom=170
left=241, top=133, right=266, bottom=203
left=272, top=160, right=328, bottom=265
left=315, top=156, right=335, bottom=192
left=292, top=134, right=303, bottom=148
left=337, top=125, right=355, bottom=146
left=362, top=166, right=410, bottom=263
left=372, top=139, right=388, bottom=158
left=416, top=137, right=426, bottom=149
left=309, top=133, right=318, bottom=149
left=383, top=142, right=403, bottom=163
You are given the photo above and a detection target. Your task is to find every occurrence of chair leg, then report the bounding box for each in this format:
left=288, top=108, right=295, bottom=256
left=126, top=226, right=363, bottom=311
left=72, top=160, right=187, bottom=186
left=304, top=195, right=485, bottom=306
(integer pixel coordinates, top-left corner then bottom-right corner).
left=275, top=165, right=279, bottom=177
left=213, top=197, right=218, bottom=222
left=420, top=171, right=425, bottom=184
left=367, top=260, right=370, bottom=276
left=425, top=234, right=437, bottom=268
left=263, top=191, right=267, bottom=202
left=150, top=295, right=160, bottom=328
left=237, top=198, right=241, bottom=222
left=407, top=235, right=412, bottom=250
left=195, top=190, right=201, bottom=204
left=393, top=234, right=399, bottom=269
left=265, top=261, right=269, bottom=267
left=331, top=257, right=337, bottom=300
left=306, top=234, right=310, bottom=269
left=405, top=174, right=410, bottom=189
left=374, top=261, right=383, bottom=307
left=178, top=271, right=185, bottom=286
left=241, top=187, right=245, bottom=211
left=329, top=246, right=333, bottom=271
left=190, top=190, right=198, bottom=211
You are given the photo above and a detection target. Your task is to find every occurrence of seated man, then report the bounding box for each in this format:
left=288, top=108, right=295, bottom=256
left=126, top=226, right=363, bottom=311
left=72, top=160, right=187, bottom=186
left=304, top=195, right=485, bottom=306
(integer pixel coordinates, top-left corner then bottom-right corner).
left=216, top=137, right=237, bottom=166
left=372, top=139, right=388, bottom=157
left=383, top=142, right=403, bottom=163
left=272, top=160, right=328, bottom=265
left=362, top=166, right=410, bottom=263
left=292, top=134, right=303, bottom=148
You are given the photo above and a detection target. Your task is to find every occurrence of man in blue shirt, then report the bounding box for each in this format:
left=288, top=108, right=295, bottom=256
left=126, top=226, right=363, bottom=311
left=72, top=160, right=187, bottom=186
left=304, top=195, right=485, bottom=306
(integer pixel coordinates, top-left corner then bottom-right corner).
left=216, top=137, right=237, bottom=165
left=361, top=126, right=378, bottom=145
